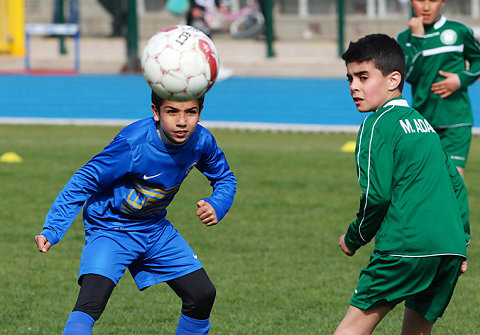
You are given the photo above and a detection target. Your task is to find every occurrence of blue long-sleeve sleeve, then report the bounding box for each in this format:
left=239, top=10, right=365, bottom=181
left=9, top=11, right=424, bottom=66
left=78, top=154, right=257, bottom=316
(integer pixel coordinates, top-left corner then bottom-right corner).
left=40, top=136, right=132, bottom=245
left=197, top=136, right=236, bottom=221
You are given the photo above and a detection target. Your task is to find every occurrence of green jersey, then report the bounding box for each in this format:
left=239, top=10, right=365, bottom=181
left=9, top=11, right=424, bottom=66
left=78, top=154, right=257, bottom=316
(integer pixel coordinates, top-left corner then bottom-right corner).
left=344, top=98, right=470, bottom=258
left=397, top=16, right=480, bottom=128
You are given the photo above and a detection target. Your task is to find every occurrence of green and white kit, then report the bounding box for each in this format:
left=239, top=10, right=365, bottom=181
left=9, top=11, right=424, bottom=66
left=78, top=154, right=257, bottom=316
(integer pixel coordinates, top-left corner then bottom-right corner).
left=397, top=16, right=480, bottom=129
left=344, top=98, right=470, bottom=320
left=397, top=16, right=480, bottom=167
left=345, top=98, right=470, bottom=257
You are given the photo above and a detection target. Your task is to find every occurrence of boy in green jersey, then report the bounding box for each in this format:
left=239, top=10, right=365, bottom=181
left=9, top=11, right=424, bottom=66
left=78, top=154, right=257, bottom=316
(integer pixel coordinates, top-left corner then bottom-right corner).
left=397, top=0, right=480, bottom=177
left=334, top=33, right=470, bottom=335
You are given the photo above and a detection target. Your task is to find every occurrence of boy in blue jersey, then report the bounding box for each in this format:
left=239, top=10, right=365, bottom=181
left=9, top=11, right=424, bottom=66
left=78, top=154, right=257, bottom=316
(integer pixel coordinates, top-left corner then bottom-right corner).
left=35, top=91, right=237, bottom=335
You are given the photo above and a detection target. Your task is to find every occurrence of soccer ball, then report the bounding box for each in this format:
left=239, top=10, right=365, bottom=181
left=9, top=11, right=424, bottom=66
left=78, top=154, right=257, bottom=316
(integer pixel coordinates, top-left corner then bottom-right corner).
left=141, top=25, right=219, bottom=101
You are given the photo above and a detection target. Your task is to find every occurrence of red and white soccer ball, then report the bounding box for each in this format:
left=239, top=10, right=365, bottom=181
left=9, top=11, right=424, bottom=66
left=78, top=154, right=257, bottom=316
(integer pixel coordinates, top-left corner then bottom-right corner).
left=141, top=25, right=219, bottom=101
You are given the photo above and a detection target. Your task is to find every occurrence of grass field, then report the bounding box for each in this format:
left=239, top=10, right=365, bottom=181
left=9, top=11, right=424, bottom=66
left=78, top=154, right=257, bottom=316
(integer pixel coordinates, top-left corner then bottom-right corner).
left=1, top=124, right=479, bottom=334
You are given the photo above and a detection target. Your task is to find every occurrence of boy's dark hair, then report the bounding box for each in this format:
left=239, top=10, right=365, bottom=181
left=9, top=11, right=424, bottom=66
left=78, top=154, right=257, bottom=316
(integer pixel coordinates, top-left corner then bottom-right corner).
left=151, top=90, right=205, bottom=111
left=342, top=33, right=406, bottom=91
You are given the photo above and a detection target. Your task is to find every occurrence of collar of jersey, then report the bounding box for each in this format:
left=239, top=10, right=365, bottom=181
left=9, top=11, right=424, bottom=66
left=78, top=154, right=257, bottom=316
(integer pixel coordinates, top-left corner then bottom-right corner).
left=434, top=15, right=447, bottom=30
left=383, top=97, right=409, bottom=108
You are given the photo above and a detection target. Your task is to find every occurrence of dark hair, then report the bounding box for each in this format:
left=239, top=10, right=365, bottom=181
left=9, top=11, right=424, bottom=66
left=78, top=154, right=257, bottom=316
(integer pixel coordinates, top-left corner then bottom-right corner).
left=151, top=90, right=205, bottom=110
left=342, top=33, right=406, bottom=91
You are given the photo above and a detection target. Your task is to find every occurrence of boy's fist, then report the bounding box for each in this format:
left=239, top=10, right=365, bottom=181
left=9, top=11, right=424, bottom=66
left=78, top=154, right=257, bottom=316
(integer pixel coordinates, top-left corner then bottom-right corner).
left=408, top=16, right=425, bottom=35
left=35, top=234, right=51, bottom=253
left=339, top=234, right=355, bottom=256
left=196, top=200, right=218, bottom=226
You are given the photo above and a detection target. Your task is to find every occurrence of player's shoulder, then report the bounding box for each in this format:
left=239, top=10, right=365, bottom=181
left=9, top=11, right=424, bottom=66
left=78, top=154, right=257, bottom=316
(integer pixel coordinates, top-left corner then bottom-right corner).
left=396, top=27, right=411, bottom=40
left=193, top=123, right=218, bottom=148
left=377, top=104, right=436, bottom=138
left=363, top=99, right=415, bottom=132
left=443, top=17, right=473, bottom=33
left=194, top=123, right=214, bottom=139
left=195, top=123, right=210, bottom=135
left=116, top=117, right=155, bottom=146
left=120, top=117, right=153, bottom=132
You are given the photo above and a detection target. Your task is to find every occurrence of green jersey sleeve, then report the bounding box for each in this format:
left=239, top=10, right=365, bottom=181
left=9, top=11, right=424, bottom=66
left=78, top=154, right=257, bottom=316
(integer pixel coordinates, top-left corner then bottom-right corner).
left=444, top=150, right=471, bottom=246
left=397, top=32, right=427, bottom=85
left=457, top=25, right=480, bottom=88
left=344, top=122, right=393, bottom=252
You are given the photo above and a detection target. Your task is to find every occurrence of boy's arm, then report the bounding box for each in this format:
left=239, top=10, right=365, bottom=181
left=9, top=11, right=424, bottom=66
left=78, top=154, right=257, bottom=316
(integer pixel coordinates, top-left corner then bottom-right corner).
left=344, top=131, right=393, bottom=253
left=196, top=136, right=236, bottom=223
left=444, top=150, right=470, bottom=246
left=38, top=135, right=132, bottom=247
left=457, top=26, right=480, bottom=88
left=434, top=26, right=480, bottom=96
left=397, top=30, right=426, bottom=85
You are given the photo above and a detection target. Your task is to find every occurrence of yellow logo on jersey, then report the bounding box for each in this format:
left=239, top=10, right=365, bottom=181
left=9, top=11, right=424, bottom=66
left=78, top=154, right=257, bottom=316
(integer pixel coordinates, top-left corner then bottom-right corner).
left=120, top=181, right=181, bottom=217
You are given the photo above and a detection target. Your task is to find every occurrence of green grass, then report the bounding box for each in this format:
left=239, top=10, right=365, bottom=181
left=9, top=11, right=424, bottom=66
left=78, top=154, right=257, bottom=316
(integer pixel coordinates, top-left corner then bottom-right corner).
left=1, top=124, right=479, bottom=334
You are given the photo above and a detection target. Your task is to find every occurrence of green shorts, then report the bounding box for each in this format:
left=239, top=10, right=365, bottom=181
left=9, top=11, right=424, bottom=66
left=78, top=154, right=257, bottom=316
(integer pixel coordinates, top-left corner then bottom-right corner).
left=350, top=254, right=464, bottom=323
left=436, top=126, right=472, bottom=168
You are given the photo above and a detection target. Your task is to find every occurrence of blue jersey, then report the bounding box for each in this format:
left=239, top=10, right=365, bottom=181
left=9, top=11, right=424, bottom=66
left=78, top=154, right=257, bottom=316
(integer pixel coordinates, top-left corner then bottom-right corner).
left=40, top=117, right=236, bottom=245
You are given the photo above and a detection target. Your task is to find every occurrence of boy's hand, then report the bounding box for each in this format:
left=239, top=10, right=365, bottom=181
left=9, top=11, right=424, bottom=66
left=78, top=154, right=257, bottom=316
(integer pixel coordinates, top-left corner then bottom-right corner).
left=339, top=234, right=355, bottom=256
left=408, top=16, right=425, bottom=35
left=191, top=7, right=204, bottom=19
left=196, top=200, right=218, bottom=226
left=35, top=234, right=51, bottom=253
left=460, top=261, right=468, bottom=275
left=431, top=71, right=461, bottom=98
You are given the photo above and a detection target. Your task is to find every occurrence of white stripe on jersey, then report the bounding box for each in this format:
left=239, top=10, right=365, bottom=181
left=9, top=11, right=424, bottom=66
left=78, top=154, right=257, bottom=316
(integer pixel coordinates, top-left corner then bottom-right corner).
left=422, top=45, right=464, bottom=57
left=385, top=252, right=466, bottom=258
left=357, top=105, right=395, bottom=242
left=356, top=123, right=365, bottom=181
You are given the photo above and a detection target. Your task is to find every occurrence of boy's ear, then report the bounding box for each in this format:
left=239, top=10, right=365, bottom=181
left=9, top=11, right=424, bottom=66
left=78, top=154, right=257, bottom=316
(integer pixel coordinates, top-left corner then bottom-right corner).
left=152, top=103, right=160, bottom=121
left=388, top=71, right=402, bottom=91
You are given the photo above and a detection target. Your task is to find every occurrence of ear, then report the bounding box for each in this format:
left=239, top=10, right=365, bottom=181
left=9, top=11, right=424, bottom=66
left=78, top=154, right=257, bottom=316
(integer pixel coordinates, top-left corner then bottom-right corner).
left=152, top=103, right=160, bottom=121
left=388, top=71, right=402, bottom=92
left=198, top=104, right=203, bottom=122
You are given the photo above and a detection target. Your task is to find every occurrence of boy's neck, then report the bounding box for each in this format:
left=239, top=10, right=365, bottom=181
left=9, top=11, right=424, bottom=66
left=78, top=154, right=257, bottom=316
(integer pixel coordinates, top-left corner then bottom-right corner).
left=384, top=91, right=402, bottom=104
left=156, top=122, right=183, bottom=146
left=376, top=93, right=403, bottom=111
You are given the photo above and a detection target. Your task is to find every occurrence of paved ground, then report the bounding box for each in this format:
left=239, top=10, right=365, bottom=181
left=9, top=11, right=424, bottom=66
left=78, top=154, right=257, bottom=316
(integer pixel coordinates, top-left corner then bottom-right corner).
left=0, top=36, right=346, bottom=78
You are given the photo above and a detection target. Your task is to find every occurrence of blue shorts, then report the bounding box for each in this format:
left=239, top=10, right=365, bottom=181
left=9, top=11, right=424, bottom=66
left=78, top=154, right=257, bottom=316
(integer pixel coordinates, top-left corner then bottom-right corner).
left=78, top=223, right=203, bottom=290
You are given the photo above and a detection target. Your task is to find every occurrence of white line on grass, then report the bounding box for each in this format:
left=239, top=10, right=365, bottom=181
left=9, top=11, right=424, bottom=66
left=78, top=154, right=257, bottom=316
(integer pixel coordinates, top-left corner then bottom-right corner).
left=1, top=117, right=479, bottom=134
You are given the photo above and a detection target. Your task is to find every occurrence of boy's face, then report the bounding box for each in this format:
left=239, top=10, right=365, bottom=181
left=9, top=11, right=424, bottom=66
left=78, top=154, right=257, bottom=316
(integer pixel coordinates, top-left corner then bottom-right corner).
left=346, top=61, right=401, bottom=113
left=411, top=0, right=445, bottom=25
left=152, top=99, right=202, bottom=144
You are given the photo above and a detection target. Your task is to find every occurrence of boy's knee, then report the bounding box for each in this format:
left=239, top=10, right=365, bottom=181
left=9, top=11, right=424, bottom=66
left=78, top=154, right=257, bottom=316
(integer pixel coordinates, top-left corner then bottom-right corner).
left=168, top=269, right=217, bottom=319
left=198, top=281, right=216, bottom=307
left=73, top=274, right=115, bottom=321
left=183, top=281, right=216, bottom=319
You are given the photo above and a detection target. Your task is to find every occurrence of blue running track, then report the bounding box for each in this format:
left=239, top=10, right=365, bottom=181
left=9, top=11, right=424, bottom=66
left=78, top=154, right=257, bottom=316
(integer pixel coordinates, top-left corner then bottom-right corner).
left=0, top=74, right=479, bottom=129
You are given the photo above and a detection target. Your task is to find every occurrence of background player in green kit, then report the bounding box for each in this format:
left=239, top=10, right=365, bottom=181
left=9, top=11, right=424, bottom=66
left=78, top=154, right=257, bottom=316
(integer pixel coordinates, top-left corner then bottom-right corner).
left=397, top=0, right=480, bottom=177
left=334, top=34, right=470, bottom=335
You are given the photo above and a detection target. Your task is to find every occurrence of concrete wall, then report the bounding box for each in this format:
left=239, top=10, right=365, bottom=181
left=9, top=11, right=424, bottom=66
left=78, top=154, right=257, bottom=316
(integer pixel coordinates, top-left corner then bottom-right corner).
left=24, top=0, right=480, bottom=41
